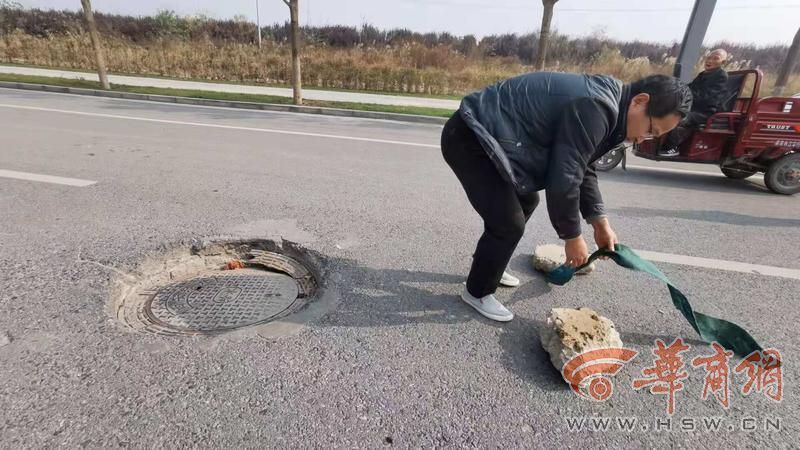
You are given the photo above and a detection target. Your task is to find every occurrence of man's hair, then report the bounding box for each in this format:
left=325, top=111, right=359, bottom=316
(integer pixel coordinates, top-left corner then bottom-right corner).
left=630, top=75, right=693, bottom=118
left=710, top=48, right=729, bottom=62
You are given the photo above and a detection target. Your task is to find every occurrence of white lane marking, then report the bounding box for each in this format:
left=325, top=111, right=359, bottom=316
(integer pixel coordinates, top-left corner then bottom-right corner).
left=0, top=103, right=440, bottom=148
left=625, top=164, right=764, bottom=179
left=635, top=249, right=800, bottom=281
left=3, top=103, right=768, bottom=180
left=0, top=169, right=96, bottom=186
left=0, top=86, right=445, bottom=128
left=0, top=104, right=796, bottom=280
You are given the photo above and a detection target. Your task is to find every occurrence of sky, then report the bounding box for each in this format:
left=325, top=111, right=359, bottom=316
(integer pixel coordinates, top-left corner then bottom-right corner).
left=18, top=0, right=800, bottom=47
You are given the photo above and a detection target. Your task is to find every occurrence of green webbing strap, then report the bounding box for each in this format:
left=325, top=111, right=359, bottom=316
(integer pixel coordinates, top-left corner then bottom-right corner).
left=546, top=244, right=763, bottom=357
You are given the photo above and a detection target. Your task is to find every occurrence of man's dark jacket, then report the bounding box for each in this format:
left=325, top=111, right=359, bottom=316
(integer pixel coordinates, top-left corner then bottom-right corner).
left=688, top=67, right=728, bottom=116
left=458, top=71, right=629, bottom=240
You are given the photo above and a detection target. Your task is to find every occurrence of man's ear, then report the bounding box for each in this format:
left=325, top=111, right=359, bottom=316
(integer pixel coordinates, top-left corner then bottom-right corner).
left=631, top=93, right=650, bottom=106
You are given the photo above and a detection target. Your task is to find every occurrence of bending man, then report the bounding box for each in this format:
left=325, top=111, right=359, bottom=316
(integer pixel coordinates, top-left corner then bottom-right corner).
left=442, top=72, right=691, bottom=322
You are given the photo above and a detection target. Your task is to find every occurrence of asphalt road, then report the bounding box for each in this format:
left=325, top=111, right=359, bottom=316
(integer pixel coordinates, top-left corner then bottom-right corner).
left=1, top=89, right=798, bottom=448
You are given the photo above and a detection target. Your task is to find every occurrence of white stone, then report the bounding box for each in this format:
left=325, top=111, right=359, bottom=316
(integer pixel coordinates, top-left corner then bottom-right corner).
left=539, top=307, right=623, bottom=379
left=532, top=244, right=595, bottom=275
left=0, top=332, right=10, bottom=347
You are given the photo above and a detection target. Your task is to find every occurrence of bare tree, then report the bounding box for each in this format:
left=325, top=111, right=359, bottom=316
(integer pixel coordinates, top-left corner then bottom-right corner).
left=772, top=27, right=800, bottom=96
left=80, top=0, right=110, bottom=90
left=282, top=0, right=302, bottom=105
left=535, top=0, right=559, bottom=71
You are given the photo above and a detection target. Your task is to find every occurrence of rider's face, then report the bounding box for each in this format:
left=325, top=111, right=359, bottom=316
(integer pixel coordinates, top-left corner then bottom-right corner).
left=626, top=93, right=681, bottom=143
left=704, top=51, right=726, bottom=71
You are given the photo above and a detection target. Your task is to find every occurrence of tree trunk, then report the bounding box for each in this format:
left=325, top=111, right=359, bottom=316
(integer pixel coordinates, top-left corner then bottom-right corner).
left=535, top=0, right=558, bottom=71
left=283, top=0, right=302, bottom=105
left=773, top=27, right=800, bottom=96
left=80, top=0, right=110, bottom=90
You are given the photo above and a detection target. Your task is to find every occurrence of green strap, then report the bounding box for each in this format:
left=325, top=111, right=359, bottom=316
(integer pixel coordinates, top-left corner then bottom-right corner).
left=546, top=244, right=763, bottom=358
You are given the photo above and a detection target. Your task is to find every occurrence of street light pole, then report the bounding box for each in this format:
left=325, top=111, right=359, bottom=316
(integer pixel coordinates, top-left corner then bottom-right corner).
left=256, top=0, right=262, bottom=48
left=673, top=0, right=717, bottom=81
left=773, top=27, right=800, bottom=96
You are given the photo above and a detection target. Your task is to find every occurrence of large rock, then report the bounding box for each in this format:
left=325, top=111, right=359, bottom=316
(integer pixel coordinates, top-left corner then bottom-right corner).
left=539, top=307, right=622, bottom=377
left=532, top=244, right=595, bottom=275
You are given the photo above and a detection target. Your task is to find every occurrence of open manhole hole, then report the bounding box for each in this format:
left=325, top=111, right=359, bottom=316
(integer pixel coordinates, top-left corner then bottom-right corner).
left=111, top=239, right=326, bottom=336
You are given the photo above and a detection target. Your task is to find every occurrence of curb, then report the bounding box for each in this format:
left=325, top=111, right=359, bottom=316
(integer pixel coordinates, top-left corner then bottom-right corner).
left=0, top=81, right=450, bottom=125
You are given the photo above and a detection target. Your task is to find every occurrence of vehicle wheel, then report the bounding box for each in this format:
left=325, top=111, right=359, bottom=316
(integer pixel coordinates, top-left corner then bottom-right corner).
left=721, top=166, right=758, bottom=179
left=765, top=153, right=800, bottom=195
left=595, top=144, right=626, bottom=172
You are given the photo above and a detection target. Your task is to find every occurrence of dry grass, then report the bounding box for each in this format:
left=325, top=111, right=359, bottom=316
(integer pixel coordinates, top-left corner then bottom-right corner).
left=1, top=31, right=798, bottom=96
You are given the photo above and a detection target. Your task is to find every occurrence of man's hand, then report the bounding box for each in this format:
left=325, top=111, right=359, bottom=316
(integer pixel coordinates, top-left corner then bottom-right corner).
left=565, top=236, right=589, bottom=268
left=592, top=217, right=618, bottom=253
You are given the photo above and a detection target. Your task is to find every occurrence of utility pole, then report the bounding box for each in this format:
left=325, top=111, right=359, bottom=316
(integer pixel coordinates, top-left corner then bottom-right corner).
left=256, top=0, right=262, bottom=48
left=773, top=27, right=800, bottom=96
left=80, top=0, right=110, bottom=90
left=281, top=0, right=302, bottom=105
left=535, top=0, right=558, bottom=71
left=673, top=0, right=717, bottom=81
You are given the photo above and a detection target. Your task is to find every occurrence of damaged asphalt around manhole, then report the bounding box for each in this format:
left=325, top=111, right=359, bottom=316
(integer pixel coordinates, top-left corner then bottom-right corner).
left=110, top=238, right=337, bottom=337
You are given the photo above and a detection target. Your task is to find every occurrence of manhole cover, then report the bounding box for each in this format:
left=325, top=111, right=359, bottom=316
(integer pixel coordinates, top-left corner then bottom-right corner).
left=145, top=269, right=299, bottom=332
left=113, top=242, right=323, bottom=336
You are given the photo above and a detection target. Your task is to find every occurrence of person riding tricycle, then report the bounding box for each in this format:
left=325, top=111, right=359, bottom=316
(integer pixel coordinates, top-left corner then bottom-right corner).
left=595, top=65, right=800, bottom=196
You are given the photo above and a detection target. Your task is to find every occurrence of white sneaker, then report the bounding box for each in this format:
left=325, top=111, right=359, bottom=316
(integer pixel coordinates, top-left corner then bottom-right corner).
left=460, top=287, right=514, bottom=322
left=499, top=270, right=520, bottom=287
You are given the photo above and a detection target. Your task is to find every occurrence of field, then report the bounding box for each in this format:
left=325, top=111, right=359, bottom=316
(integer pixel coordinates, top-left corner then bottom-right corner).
left=1, top=7, right=798, bottom=96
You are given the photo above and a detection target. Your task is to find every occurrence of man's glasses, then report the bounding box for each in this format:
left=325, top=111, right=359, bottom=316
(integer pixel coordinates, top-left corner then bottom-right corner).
left=643, top=115, right=655, bottom=139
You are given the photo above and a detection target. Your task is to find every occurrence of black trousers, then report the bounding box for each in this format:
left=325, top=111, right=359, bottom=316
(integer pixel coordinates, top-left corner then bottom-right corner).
left=662, top=111, right=709, bottom=150
left=441, top=112, right=540, bottom=298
